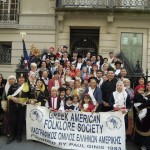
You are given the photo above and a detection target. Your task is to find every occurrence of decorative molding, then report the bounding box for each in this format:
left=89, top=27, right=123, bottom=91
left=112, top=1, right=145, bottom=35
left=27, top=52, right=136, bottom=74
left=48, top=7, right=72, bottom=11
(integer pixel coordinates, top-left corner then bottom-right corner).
left=19, top=25, right=55, bottom=30
left=0, top=65, right=13, bottom=68
left=0, top=24, right=55, bottom=30
left=0, top=24, right=19, bottom=29
left=19, top=14, right=55, bottom=17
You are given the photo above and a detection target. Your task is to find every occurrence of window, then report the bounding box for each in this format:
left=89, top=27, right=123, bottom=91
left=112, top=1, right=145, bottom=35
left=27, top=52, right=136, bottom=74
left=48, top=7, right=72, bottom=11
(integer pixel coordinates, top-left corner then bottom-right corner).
left=0, top=0, right=19, bottom=23
left=0, top=42, right=12, bottom=65
left=121, top=33, right=143, bottom=68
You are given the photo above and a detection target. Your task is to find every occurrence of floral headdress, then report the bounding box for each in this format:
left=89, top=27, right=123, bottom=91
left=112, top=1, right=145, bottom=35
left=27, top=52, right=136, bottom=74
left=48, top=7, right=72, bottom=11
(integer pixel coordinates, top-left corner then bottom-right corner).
left=30, top=44, right=40, bottom=56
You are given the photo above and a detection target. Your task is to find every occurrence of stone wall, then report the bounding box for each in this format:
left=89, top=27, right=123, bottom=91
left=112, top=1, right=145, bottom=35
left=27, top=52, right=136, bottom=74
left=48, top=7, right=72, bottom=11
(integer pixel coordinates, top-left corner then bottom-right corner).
left=0, top=0, right=56, bottom=77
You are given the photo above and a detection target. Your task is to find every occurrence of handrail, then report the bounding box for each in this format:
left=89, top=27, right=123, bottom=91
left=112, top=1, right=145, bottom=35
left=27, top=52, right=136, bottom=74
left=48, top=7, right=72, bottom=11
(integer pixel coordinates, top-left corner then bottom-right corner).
left=117, top=52, right=135, bottom=75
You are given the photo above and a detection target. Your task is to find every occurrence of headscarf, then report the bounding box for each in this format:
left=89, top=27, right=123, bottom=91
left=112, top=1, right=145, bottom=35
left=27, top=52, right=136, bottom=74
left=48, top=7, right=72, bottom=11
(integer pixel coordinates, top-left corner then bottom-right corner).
left=5, top=75, right=16, bottom=96
left=123, top=78, right=130, bottom=89
left=113, top=81, right=128, bottom=107
left=134, top=85, right=145, bottom=94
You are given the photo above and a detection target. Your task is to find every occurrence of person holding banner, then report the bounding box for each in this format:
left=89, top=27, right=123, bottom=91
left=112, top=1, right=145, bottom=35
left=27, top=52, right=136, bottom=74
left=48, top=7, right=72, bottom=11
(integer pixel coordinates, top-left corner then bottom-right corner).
left=58, top=87, right=66, bottom=112
left=6, top=73, right=29, bottom=144
left=81, top=77, right=103, bottom=112
left=80, top=94, right=95, bottom=112
left=64, top=96, right=76, bottom=112
left=109, top=81, right=131, bottom=130
left=48, top=86, right=60, bottom=111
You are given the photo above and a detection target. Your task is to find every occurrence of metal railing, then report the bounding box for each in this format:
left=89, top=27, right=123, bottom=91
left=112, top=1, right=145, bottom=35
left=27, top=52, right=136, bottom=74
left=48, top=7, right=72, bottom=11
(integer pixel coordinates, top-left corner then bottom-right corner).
left=117, top=52, right=150, bottom=88
left=0, top=13, right=19, bottom=24
left=117, top=52, right=135, bottom=75
left=56, top=0, right=150, bottom=10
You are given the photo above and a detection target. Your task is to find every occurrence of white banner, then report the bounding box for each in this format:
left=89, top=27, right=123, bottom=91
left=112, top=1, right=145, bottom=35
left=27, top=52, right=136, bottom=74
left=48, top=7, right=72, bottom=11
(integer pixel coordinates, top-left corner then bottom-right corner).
left=26, top=105, right=126, bottom=150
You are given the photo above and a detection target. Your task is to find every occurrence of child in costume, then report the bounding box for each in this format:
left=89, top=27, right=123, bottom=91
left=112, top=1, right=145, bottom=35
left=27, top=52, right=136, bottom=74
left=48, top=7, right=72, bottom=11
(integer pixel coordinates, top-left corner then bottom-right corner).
left=64, top=96, right=75, bottom=112
left=80, top=94, right=95, bottom=112
left=48, top=86, right=60, bottom=111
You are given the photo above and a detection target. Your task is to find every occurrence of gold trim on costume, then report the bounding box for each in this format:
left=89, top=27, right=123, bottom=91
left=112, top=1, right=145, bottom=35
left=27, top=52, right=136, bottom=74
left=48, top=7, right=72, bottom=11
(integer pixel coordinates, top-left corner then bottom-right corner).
left=22, top=82, right=29, bottom=92
left=135, top=125, right=150, bottom=136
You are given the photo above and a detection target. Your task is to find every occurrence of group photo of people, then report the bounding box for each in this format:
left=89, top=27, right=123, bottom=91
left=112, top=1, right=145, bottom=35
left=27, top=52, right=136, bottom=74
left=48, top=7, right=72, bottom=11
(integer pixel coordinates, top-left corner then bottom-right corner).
left=0, top=45, right=150, bottom=150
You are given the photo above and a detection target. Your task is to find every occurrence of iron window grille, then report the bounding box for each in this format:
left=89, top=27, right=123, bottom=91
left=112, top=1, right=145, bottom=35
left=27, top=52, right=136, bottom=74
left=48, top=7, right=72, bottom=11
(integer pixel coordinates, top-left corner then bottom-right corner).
left=0, top=42, right=12, bottom=65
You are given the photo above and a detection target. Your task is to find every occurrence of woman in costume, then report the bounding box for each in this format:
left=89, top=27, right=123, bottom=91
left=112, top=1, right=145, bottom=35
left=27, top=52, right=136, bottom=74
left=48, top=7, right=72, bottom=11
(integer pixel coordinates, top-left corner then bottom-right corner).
left=1, top=75, right=16, bottom=136
left=48, top=71, right=62, bottom=92
left=109, top=81, right=131, bottom=130
left=134, top=83, right=150, bottom=150
left=29, top=78, right=49, bottom=107
left=6, top=73, right=29, bottom=144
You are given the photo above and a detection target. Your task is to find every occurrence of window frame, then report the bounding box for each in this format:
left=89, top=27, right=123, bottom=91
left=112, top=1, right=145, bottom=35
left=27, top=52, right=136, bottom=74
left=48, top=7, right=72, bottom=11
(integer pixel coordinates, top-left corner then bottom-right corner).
left=0, top=42, right=12, bottom=65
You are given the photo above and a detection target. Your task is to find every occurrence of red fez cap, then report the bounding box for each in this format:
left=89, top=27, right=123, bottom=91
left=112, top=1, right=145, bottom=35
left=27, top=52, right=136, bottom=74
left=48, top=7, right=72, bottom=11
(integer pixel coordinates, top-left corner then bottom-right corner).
left=135, top=85, right=145, bottom=94
left=75, top=69, right=81, bottom=74
left=49, top=47, right=54, bottom=51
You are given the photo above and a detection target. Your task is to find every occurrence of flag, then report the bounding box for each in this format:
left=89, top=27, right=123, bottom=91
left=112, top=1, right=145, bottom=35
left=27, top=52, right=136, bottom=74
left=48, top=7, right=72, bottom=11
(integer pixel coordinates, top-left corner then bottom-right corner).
left=22, top=39, right=29, bottom=69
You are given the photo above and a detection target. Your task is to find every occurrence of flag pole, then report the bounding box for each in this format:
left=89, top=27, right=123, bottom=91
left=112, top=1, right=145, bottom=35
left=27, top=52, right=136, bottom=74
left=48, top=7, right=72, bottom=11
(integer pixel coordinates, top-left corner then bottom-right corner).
left=20, top=32, right=26, bottom=40
left=15, top=32, right=29, bottom=79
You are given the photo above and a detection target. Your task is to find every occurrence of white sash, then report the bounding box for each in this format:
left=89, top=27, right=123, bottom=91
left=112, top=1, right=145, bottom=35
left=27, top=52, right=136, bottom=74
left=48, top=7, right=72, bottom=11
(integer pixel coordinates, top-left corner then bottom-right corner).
left=88, top=87, right=97, bottom=106
left=12, top=83, right=24, bottom=97
left=134, top=103, right=147, bottom=121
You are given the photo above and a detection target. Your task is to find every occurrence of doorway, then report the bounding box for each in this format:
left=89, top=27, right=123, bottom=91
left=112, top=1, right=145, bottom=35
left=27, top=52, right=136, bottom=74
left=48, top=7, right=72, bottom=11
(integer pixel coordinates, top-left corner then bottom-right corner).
left=70, top=29, right=99, bottom=57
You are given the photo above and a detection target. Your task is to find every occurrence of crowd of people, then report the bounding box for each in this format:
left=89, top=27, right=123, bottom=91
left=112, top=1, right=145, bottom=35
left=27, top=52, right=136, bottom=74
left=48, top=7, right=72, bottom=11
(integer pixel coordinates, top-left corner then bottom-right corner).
left=0, top=46, right=150, bottom=150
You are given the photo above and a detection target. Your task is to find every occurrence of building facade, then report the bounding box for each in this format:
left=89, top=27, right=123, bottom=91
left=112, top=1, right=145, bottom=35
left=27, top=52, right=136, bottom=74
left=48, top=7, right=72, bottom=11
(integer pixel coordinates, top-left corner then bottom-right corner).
left=0, top=0, right=150, bottom=77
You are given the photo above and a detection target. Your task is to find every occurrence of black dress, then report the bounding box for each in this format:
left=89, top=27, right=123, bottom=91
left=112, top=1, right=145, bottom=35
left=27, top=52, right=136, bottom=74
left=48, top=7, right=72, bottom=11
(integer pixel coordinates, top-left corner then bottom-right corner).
left=0, top=79, right=6, bottom=135
left=133, top=93, right=150, bottom=149
left=7, top=82, right=29, bottom=141
left=101, top=78, right=118, bottom=111
left=64, top=104, right=75, bottom=111
left=29, top=84, right=49, bottom=106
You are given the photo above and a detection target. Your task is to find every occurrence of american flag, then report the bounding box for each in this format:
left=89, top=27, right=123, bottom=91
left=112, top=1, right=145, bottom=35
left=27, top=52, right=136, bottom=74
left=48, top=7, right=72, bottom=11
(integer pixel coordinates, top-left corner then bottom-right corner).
left=22, top=39, right=29, bottom=69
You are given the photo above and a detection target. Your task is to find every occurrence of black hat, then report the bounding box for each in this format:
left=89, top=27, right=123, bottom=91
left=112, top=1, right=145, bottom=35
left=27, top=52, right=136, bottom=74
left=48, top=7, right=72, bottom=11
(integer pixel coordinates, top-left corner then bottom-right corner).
left=18, top=73, right=26, bottom=78
left=16, top=72, right=28, bottom=82
left=107, top=67, right=115, bottom=72
left=88, top=77, right=98, bottom=83
left=77, top=54, right=83, bottom=59
left=115, top=61, right=122, bottom=66
left=59, top=87, right=66, bottom=92
left=65, top=96, right=73, bottom=101
left=73, top=50, right=78, bottom=53
left=63, top=45, right=68, bottom=49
